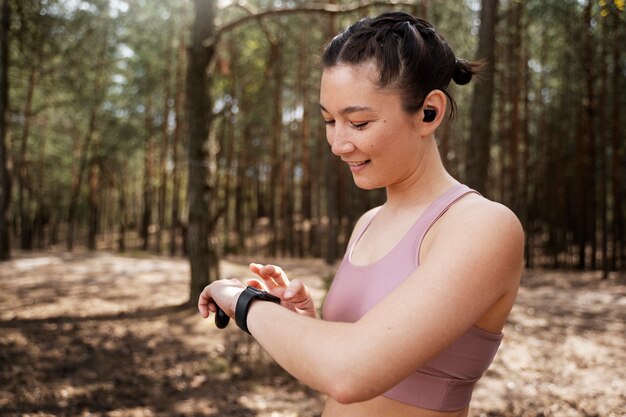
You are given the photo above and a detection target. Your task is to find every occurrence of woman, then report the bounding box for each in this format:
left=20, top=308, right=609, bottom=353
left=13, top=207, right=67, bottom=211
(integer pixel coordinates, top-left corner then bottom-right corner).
left=198, top=11, right=524, bottom=417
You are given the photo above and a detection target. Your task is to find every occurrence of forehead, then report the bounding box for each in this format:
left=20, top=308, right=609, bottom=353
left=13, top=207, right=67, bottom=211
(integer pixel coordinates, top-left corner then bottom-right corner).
left=320, top=63, right=399, bottom=111
left=321, top=62, right=378, bottom=86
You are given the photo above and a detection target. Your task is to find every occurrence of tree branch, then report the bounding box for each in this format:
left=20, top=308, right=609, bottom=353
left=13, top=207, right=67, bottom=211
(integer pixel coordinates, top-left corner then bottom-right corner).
left=206, top=0, right=418, bottom=47
left=228, top=1, right=276, bottom=45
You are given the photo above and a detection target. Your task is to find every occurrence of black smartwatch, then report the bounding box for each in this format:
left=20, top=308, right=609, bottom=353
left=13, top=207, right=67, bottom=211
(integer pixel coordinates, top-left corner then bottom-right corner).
left=235, top=286, right=281, bottom=334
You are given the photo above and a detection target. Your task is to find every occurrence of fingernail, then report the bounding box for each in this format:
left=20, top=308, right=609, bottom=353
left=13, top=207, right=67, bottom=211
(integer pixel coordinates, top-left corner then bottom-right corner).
left=285, top=290, right=294, bottom=299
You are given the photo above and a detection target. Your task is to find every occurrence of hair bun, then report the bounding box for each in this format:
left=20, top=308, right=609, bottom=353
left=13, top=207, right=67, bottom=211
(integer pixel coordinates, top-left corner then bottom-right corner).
left=452, top=58, right=474, bottom=85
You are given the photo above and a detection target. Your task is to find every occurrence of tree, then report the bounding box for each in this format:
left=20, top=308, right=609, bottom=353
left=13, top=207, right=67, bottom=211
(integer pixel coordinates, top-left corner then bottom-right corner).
left=607, top=1, right=624, bottom=272
left=466, top=0, right=497, bottom=195
left=5, top=0, right=623, bottom=275
left=186, top=0, right=220, bottom=305
left=140, top=97, right=154, bottom=251
left=66, top=35, right=109, bottom=251
left=0, top=0, right=10, bottom=260
left=324, top=0, right=340, bottom=264
left=170, top=30, right=186, bottom=257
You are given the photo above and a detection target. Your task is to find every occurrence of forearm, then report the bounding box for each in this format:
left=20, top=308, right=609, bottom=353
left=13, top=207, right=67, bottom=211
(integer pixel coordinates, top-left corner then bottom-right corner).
left=246, top=300, right=367, bottom=402
left=200, top=277, right=436, bottom=401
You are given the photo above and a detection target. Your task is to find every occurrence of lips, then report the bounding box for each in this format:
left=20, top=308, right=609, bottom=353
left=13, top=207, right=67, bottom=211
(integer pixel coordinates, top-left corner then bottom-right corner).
left=345, top=160, right=370, bottom=167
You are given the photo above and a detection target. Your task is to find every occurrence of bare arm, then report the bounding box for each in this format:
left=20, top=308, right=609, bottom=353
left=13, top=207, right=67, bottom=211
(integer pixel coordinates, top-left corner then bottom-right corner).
left=245, top=200, right=524, bottom=403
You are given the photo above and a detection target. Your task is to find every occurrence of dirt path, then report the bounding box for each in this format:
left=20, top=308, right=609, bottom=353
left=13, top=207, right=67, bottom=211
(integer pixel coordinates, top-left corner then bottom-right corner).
left=0, top=251, right=624, bottom=416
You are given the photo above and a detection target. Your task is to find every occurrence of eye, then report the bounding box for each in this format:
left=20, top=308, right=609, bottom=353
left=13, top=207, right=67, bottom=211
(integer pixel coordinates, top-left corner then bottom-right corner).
left=351, top=121, right=369, bottom=130
left=324, top=120, right=335, bottom=126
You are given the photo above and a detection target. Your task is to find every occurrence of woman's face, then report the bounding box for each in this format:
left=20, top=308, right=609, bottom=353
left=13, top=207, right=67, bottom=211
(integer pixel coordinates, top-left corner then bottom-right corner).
left=319, top=63, right=424, bottom=190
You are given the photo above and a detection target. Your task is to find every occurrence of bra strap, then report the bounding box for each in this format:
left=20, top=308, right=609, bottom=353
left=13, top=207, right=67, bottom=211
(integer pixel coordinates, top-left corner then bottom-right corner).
left=346, top=206, right=382, bottom=257
left=413, top=185, right=480, bottom=265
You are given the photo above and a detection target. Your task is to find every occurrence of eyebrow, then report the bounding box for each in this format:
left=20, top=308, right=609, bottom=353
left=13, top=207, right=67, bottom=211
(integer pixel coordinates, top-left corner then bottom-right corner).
left=319, top=104, right=375, bottom=115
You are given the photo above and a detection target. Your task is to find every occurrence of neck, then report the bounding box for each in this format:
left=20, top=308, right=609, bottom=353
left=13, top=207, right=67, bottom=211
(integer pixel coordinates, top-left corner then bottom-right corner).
left=384, top=136, right=457, bottom=212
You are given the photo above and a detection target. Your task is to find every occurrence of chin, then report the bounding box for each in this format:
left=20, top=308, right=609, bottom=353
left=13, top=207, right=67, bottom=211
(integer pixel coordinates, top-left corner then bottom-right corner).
left=353, top=177, right=384, bottom=190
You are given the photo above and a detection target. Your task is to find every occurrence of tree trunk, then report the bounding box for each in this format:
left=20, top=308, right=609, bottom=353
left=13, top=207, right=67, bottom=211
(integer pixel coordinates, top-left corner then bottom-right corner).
left=67, top=38, right=106, bottom=251
left=170, top=31, right=185, bottom=257
left=87, top=158, right=99, bottom=250
left=118, top=177, right=126, bottom=253
left=283, top=127, right=294, bottom=256
left=508, top=2, right=522, bottom=212
left=235, top=152, right=246, bottom=254
left=268, top=40, right=283, bottom=257
left=34, top=123, right=48, bottom=249
left=67, top=89, right=100, bottom=251
left=520, top=17, right=531, bottom=267
left=186, top=0, right=220, bottom=305
left=585, top=0, right=597, bottom=270
left=157, top=49, right=173, bottom=254
left=466, top=0, right=497, bottom=195
left=609, top=9, right=623, bottom=272
left=598, top=11, right=608, bottom=278
left=17, top=62, right=38, bottom=250
left=141, top=98, right=154, bottom=251
left=576, top=0, right=596, bottom=269
left=496, top=74, right=507, bottom=203
left=221, top=114, right=236, bottom=253
left=297, top=30, right=312, bottom=257
left=324, top=6, right=340, bottom=264
left=417, top=0, right=428, bottom=19
left=0, top=0, right=10, bottom=260
left=312, top=118, right=325, bottom=258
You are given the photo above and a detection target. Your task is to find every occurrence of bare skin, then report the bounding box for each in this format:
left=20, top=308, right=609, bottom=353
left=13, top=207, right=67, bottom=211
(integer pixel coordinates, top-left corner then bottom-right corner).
left=198, top=63, right=524, bottom=417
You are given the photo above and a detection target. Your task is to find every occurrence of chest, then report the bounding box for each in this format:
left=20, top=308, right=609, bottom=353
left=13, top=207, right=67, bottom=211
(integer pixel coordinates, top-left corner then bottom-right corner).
left=323, top=221, right=426, bottom=323
left=350, top=210, right=427, bottom=266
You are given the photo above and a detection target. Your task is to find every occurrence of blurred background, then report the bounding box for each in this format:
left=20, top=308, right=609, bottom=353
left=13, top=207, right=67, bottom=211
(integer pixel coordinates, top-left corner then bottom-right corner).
left=0, top=1, right=625, bottom=416
left=1, top=0, right=624, bottom=276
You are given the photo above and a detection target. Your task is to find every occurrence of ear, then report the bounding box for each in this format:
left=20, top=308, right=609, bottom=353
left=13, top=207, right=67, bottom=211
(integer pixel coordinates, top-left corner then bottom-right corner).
left=418, top=89, right=447, bottom=136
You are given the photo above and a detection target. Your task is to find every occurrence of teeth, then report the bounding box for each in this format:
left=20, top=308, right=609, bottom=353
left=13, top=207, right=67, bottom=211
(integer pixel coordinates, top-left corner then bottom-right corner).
left=347, top=160, right=368, bottom=167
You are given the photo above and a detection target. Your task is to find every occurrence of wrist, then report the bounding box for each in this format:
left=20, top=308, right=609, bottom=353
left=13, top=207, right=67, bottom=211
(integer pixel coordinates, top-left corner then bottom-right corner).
left=235, top=286, right=281, bottom=334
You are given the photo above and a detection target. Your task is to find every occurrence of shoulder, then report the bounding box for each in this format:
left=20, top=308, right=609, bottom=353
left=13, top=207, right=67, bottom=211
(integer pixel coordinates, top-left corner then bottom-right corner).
left=424, top=193, right=525, bottom=288
left=446, top=193, right=524, bottom=236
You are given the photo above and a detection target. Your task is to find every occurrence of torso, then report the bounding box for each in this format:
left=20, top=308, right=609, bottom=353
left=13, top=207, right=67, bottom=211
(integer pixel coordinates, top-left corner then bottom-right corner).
left=347, top=192, right=517, bottom=334
left=322, top=188, right=519, bottom=416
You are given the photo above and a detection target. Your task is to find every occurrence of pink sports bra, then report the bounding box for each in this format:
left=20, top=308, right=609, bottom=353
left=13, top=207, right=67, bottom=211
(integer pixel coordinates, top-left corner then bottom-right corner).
left=322, top=184, right=503, bottom=412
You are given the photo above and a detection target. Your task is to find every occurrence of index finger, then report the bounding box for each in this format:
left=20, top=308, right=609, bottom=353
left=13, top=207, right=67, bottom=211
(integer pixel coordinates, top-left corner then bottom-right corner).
left=249, top=263, right=289, bottom=288
left=249, top=263, right=277, bottom=288
left=259, top=264, right=289, bottom=287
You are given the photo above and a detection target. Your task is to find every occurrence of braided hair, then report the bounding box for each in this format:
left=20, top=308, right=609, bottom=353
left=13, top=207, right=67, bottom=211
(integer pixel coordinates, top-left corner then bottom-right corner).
left=322, top=12, right=479, bottom=117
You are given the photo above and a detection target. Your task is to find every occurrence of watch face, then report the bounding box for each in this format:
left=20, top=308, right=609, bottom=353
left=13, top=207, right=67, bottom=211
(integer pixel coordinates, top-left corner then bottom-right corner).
left=248, top=286, right=265, bottom=296
left=246, top=286, right=280, bottom=302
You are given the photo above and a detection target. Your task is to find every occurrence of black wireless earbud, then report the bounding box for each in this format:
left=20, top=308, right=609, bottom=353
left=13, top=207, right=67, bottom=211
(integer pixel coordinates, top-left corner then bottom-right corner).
left=423, top=109, right=436, bottom=122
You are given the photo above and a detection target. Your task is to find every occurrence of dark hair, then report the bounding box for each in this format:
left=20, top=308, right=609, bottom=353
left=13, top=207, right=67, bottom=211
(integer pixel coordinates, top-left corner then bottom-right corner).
left=321, top=11, right=480, bottom=117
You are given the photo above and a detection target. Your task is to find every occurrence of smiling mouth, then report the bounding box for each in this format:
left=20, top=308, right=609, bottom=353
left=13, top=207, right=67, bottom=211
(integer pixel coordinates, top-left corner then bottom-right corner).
left=346, top=160, right=370, bottom=167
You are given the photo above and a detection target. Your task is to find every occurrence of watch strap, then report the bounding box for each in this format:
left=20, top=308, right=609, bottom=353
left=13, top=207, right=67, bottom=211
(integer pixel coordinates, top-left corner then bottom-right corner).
left=235, top=286, right=281, bottom=334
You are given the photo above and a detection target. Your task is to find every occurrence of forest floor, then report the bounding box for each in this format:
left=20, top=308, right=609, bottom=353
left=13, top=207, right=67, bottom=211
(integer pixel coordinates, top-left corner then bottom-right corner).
left=0, top=250, right=624, bottom=417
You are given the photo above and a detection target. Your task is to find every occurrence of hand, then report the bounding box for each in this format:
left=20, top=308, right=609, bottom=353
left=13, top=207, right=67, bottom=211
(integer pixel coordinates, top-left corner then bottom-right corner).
left=198, top=278, right=245, bottom=320
left=248, top=263, right=317, bottom=318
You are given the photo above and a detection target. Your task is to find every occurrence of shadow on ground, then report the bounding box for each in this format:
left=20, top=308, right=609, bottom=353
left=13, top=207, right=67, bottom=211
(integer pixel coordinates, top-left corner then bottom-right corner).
left=0, top=252, right=324, bottom=417
left=1, top=251, right=624, bottom=416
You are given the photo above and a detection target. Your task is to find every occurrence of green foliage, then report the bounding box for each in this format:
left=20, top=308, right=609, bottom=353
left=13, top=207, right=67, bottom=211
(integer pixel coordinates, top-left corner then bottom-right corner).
left=8, top=0, right=189, bottom=235
left=5, top=0, right=625, bottom=269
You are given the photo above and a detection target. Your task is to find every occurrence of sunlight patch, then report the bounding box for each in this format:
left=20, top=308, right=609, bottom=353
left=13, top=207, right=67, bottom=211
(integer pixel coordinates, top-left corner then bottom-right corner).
left=13, top=257, right=63, bottom=271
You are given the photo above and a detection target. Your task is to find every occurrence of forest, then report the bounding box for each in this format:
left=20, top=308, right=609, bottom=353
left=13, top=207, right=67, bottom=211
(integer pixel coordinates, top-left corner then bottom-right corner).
left=0, top=1, right=625, bottom=416
left=1, top=0, right=624, bottom=284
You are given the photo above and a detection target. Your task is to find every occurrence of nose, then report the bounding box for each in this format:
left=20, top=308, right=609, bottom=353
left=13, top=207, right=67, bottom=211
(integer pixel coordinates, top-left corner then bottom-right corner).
left=328, top=127, right=356, bottom=156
